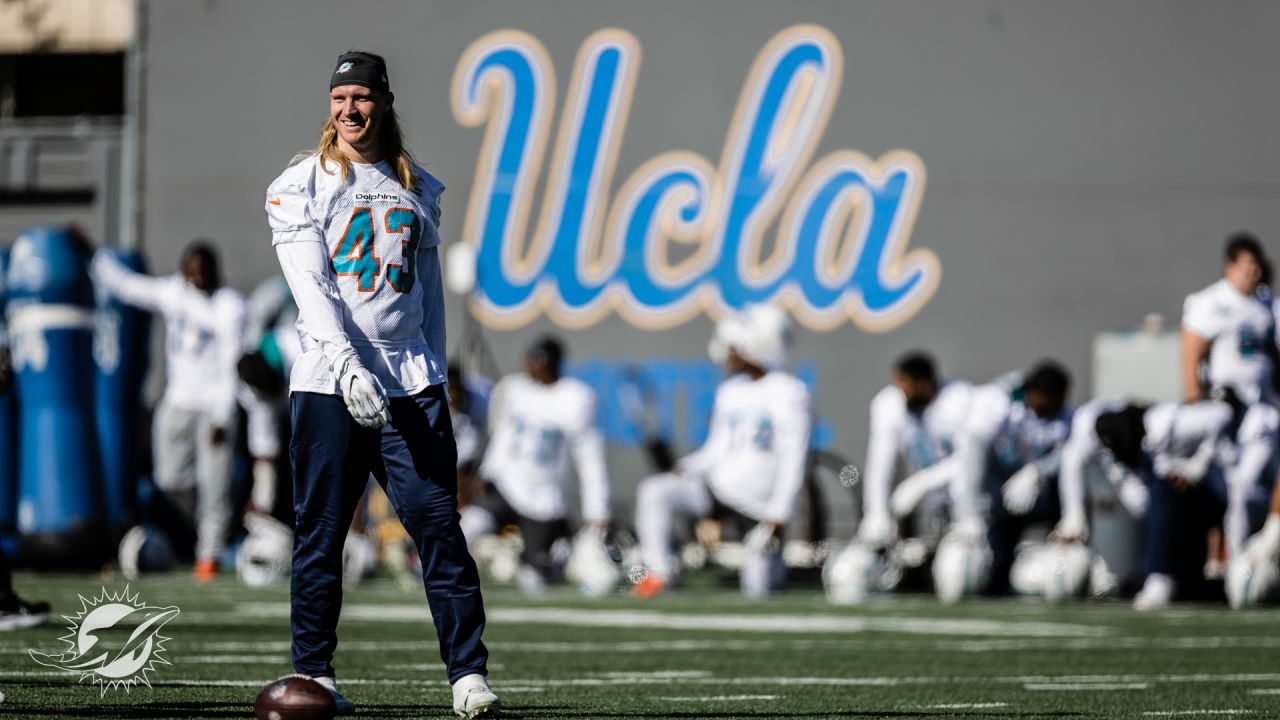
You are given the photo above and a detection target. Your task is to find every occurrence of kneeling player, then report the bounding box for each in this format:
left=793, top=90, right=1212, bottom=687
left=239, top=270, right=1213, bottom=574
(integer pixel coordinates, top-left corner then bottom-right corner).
left=1060, top=398, right=1234, bottom=610
left=462, top=337, right=610, bottom=592
left=859, top=353, right=974, bottom=552
left=633, top=304, right=811, bottom=598
left=949, top=362, right=1074, bottom=594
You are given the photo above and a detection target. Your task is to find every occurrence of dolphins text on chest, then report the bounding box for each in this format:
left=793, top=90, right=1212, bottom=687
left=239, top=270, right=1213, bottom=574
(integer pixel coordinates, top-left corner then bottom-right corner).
left=451, top=25, right=939, bottom=332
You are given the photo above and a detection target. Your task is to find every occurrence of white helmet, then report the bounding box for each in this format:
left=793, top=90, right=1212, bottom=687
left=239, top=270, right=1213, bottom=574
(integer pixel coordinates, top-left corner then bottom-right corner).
left=565, top=528, right=621, bottom=598
left=1009, top=542, right=1049, bottom=596
left=823, top=541, right=900, bottom=605
left=237, top=514, right=293, bottom=587
left=343, top=532, right=378, bottom=587
left=117, top=525, right=176, bottom=580
left=1040, top=542, right=1093, bottom=603
left=1225, top=554, right=1280, bottom=609
left=708, top=304, right=793, bottom=370
left=932, top=531, right=993, bottom=604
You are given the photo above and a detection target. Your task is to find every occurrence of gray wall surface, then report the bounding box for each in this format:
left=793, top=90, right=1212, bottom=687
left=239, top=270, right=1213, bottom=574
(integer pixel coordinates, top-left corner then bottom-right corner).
left=141, top=0, right=1280, bottom=525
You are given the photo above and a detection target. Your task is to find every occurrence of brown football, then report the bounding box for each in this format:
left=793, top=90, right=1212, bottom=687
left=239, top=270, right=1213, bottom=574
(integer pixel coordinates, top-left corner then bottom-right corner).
left=254, top=674, right=337, bottom=720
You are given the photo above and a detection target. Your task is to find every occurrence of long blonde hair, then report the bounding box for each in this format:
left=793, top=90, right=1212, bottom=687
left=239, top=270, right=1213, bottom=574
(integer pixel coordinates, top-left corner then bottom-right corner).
left=317, top=99, right=418, bottom=190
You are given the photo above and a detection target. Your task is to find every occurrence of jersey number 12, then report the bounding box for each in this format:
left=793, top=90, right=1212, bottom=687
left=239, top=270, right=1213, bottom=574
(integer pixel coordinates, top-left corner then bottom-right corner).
left=332, top=207, right=422, bottom=293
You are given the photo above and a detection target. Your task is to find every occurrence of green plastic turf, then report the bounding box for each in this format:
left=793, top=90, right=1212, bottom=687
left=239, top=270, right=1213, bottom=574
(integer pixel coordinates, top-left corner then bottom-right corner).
left=2, top=571, right=1278, bottom=719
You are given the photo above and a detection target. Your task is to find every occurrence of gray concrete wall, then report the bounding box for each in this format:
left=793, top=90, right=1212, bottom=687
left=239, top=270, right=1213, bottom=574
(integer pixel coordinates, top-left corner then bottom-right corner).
left=141, top=1, right=1280, bottom=526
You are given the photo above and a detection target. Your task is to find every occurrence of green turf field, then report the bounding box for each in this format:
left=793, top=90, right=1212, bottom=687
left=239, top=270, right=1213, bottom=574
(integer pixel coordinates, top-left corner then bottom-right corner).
left=2, top=571, right=1278, bottom=719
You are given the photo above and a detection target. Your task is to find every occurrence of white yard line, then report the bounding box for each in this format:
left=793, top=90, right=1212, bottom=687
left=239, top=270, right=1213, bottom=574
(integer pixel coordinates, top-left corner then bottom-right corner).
left=921, top=703, right=1009, bottom=709
left=1249, top=689, right=1280, bottom=695
left=1025, top=682, right=1150, bottom=691
left=658, top=695, right=780, bottom=702
left=1141, top=707, right=1249, bottom=712
left=234, top=602, right=1110, bottom=638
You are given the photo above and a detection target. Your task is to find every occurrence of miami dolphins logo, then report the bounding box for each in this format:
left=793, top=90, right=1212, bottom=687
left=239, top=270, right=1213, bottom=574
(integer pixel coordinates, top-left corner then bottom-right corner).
left=29, top=586, right=179, bottom=695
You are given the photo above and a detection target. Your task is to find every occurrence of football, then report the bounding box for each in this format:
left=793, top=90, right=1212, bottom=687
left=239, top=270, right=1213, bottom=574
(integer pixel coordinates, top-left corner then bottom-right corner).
left=254, top=675, right=337, bottom=720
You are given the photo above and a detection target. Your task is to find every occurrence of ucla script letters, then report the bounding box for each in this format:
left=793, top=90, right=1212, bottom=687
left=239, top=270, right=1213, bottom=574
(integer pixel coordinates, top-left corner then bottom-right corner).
left=451, top=25, right=939, bottom=332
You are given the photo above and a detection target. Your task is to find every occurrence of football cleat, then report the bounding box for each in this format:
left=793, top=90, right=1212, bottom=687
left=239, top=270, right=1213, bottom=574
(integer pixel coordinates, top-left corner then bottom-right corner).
left=0, top=593, right=50, bottom=631
left=311, top=675, right=355, bottom=715
left=631, top=573, right=667, bottom=599
left=194, top=558, right=218, bottom=583
left=1133, top=573, right=1175, bottom=612
left=452, top=673, right=501, bottom=718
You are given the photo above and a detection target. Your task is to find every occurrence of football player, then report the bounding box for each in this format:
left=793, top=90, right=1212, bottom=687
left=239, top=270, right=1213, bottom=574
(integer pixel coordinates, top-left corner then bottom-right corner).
left=92, top=241, right=246, bottom=582
left=949, top=362, right=1074, bottom=594
left=1181, top=233, right=1274, bottom=405
left=1182, top=234, right=1278, bottom=575
left=265, top=51, right=497, bottom=717
left=633, top=304, right=811, bottom=598
left=1057, top=397, right=1235, bottom=610
left=859, top=352, right=974, bottom=551
left=462, top=337, right=610, bottom=592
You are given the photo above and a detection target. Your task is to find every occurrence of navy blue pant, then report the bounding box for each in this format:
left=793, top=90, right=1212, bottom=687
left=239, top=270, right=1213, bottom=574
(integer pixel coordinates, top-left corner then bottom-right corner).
left=289, top=386, right=488, bottom=682
left=1144, top=467, right=1225, bottom=598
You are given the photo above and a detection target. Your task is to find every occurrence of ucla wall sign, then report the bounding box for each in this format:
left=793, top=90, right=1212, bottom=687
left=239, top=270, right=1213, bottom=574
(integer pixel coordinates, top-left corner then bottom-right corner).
left=451, top=25, right=939, bottom=332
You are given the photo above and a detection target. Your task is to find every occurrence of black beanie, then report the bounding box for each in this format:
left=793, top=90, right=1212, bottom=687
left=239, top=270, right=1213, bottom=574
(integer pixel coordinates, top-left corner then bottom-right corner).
left=330, top=51, right=390, bottom=94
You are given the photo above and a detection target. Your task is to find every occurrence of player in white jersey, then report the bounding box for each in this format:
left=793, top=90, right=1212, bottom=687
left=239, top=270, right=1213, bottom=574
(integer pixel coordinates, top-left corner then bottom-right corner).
left=858, top=352, right=974, bottom=550
left=1182, top=234, right=1274, bottom=405
left=1181, top=234, right=1279, bottom=577
left=1058, top=398, right=1235, bottom=609
left=92, top=241, right=246, bottom=582
left=947, top=362, right=1073, bottom=594
left=265, top=51, right=496, bottom=717
left=633, top=304, right=811, bottom=599
left=461, top=337, right=609, bottom=591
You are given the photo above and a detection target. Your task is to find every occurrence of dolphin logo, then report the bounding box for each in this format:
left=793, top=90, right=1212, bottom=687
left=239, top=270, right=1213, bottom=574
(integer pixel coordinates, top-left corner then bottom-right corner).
left=29, top=587, right=179, bottom=694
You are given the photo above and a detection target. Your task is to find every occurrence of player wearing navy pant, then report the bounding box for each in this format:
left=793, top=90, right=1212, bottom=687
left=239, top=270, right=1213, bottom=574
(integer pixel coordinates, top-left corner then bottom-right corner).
left=266, top=50, right=499, bottom=717
left=289, top=388, right=486, bottom=681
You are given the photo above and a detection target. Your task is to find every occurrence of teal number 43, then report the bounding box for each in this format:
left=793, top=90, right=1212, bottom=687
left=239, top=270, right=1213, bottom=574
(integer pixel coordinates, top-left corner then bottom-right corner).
left=331, top=206, right=422, bottom=293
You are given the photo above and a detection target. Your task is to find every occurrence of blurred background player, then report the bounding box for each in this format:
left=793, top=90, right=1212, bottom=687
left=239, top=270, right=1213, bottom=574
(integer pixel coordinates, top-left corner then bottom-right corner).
left=948, top=361, right=1074, bottom=595
left=463, top=336, right=609, bottom=593
left=265, top=50, right=496, bottom=716
left=859, top=352, right=973, bottom=554
left=1181, top=233, right=1274, bottom=406
left=633, top=304, right=811, bottom=599
left=238, top=273, right=301, bottom=518
left=92, top=241, right=246, bottom=581
left=1180, top=233, right=1278, bottom=574
left=1085, top=394, right=1233, bottom=607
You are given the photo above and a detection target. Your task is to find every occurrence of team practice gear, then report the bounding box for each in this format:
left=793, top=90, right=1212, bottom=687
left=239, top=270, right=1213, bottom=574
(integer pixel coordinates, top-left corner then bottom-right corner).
left=267, top=154, right=448, bottom=400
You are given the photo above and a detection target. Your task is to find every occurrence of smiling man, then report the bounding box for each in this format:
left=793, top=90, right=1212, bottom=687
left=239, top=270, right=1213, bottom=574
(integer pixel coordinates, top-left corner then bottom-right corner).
left=265, top=51, right=499, bottom=718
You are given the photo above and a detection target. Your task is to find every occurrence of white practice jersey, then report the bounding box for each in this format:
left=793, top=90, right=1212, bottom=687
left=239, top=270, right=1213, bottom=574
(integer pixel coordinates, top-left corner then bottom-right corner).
left=1183, top=279, right=1275, bottom=403
left=1058, top=398, right=1234, bottom=522
left=91, top=252, right=245, bottom=424
left=266, top=154, right=447, bottom=396
left=863, top=380, right=973, bottom=522
left=679, top=371, right=812, bottom=523
left=966, top=384, right=1072, bottom=478
left=481, top=374, right=609, bottom=523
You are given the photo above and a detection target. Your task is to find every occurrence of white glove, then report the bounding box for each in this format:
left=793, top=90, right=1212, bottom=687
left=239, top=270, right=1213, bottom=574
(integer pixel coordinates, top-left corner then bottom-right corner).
left=1117, top=475, right=1150, bottom=517
left=948, top=516, right=987, bottom=543
left=1052, top=511, right=1089, bottom=542
left=1153, top=453, right=1209, bottom=485
left=1245, top=514, right=1280, bottom=562
left=1002, top=464, right=1041, bottom=516
left=251, top=459, right=277, bottom=514
left=857, top=511, right=895, bottom=549
left=335, top=354, right=390, bottom=429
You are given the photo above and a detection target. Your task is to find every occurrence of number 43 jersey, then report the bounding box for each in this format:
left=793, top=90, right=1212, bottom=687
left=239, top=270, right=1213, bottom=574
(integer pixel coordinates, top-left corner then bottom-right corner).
left=266, top=154, right=447, bottom=396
